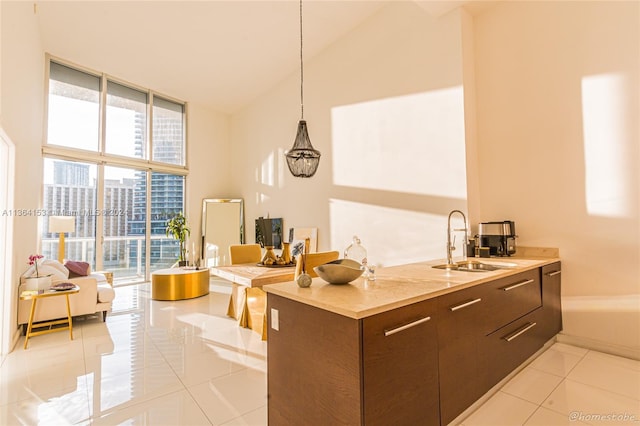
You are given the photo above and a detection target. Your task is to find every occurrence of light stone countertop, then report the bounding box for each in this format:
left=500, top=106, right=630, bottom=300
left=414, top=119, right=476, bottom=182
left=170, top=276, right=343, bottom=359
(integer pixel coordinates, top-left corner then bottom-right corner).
left=264, top=250, right=560, bottom=319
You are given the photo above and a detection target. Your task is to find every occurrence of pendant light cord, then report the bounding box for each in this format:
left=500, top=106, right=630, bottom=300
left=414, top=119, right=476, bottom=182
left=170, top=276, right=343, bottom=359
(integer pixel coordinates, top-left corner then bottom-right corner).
left=299, top=0, right=304, bottom=120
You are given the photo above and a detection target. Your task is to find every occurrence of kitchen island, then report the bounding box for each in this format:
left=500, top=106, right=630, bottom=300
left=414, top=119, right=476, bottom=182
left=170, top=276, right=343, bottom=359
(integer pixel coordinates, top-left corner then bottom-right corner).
left=264, top=253, right=562, bottom=426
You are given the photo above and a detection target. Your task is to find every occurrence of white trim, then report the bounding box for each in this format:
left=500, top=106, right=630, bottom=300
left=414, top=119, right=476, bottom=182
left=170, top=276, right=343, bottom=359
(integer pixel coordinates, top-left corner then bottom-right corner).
left=95, top=163, right=105, bottom=271
left=145, top=170, right=152, bottom=281
left=42, top=143, right=188, bottom=175
left=0, top=127, right=16, bottom=358
left=556, top=332, right=640, bottom=361
left=44, top=54, right=189, bottom=170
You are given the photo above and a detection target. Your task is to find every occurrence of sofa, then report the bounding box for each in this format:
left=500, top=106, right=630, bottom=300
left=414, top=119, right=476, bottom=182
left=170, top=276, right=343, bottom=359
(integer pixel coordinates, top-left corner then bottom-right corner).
left=18, top=259, right=115, bottom=334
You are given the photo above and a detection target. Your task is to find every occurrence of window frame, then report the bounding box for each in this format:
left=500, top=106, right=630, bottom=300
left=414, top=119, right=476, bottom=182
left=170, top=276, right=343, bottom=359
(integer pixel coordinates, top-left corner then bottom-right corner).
left=42, top=54, right=189, bottom=281
left=43, top=54, right=188, bottom=173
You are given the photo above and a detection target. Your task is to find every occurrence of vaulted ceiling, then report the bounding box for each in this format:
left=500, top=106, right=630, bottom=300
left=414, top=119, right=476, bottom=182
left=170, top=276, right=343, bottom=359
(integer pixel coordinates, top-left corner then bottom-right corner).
left=35, top=1, right=480, bottom=113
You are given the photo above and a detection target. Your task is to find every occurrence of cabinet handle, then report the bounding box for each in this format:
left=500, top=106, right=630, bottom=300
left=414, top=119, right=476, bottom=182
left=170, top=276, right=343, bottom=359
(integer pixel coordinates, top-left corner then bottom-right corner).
left=450, top=298, right=482, bottom=311
left=384, top=316, right=431, bottom=337
left=502, top=279, right=535, bottom=291
left=503, top=322, right=537, bottom=342
left=546, top=270, right=561, bottom=277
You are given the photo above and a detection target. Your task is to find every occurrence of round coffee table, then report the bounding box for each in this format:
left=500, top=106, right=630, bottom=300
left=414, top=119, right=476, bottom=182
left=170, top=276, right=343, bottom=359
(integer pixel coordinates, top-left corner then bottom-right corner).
left=151, top=268, right=210, bottom=301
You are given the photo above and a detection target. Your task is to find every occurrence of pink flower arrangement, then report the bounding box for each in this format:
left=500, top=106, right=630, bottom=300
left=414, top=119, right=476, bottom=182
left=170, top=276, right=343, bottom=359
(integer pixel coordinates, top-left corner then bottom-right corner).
left=28, top=254, right=44, bottom=277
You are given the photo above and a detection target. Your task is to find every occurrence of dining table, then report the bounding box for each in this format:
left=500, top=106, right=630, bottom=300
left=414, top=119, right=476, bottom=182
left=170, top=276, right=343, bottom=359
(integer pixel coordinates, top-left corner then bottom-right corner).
left=209, top=263, right=295, bottom=338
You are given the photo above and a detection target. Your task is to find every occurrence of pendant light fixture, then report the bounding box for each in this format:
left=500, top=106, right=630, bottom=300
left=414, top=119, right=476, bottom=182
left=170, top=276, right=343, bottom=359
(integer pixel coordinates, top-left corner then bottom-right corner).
left=285, top=0, right=321, bottom=178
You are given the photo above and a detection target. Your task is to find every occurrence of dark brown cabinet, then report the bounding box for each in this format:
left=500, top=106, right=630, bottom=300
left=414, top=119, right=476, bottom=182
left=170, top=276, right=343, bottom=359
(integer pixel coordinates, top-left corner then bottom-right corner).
left=267, top=263, right=562, bottom=426
left=484, top=309, right=546, bottom=388
left=540, top=262, right=562, bottom=336
left=437, top=285, right=489, bottom=425
left=482, top=264, right=561, bottom=394
left=362, top=299, right=439, bottom=426
left=482, top=268, right=542, bottom=335
left=267, top=294, right=439, bottom=426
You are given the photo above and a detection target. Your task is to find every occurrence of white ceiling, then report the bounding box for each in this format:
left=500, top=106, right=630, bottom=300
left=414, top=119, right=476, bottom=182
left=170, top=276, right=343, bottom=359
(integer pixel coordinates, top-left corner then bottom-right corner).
left=34, top=1, right=475, bottom=114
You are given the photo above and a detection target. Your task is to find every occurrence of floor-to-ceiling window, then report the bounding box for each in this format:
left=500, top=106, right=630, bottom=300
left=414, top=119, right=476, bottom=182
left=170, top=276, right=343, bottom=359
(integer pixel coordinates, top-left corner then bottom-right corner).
left=42, top=159, right=98, bottom=268
left=42, top=56, right=187, bottom=284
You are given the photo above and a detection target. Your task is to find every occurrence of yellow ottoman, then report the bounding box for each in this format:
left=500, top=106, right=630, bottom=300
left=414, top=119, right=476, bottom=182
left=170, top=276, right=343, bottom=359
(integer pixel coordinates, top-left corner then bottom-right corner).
left=151, top=268, right=210, bottom=301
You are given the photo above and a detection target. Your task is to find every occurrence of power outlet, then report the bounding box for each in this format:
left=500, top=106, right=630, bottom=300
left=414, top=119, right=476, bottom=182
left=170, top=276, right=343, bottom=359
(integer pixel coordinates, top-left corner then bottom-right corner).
left=271, top=308, right=279, bottom=331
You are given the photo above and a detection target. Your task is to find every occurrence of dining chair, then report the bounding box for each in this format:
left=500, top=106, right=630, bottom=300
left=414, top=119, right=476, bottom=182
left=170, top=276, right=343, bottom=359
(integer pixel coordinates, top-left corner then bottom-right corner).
left=229, top=244, right=262, bottom=265
left=294, top=250, right=340, bottom=280
left=226, top=244, right=263, bottom=320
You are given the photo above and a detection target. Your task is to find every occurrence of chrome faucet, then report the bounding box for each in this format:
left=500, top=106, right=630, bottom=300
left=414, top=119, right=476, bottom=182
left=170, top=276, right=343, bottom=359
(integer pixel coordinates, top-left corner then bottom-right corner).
left=446, top=210, right=468, bottom=266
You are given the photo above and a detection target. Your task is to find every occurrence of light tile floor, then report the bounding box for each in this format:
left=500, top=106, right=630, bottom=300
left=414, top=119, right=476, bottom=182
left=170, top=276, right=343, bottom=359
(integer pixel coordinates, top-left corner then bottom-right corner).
left=1, top=281, right=638, bottom=425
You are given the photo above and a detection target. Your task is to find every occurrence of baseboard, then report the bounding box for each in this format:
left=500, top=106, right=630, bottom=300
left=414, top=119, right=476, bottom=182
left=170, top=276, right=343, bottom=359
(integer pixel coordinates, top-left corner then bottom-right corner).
left=556, top=332, right=640, bottom=361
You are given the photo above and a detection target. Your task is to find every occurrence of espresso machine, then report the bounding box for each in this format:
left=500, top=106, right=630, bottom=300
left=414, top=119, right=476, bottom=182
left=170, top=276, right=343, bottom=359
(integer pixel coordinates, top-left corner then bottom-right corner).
left=478, top=221, right=517, bottom=257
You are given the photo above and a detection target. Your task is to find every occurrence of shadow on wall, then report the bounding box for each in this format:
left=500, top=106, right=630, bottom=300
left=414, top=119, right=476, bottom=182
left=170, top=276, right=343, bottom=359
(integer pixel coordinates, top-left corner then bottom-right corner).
left=328, top=87, right=469, bottom=266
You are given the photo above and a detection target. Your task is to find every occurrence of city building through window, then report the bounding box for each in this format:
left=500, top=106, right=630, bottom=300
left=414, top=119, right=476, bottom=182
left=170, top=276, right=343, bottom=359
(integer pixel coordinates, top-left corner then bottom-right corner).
left=42, top=57, right=187, bottom=284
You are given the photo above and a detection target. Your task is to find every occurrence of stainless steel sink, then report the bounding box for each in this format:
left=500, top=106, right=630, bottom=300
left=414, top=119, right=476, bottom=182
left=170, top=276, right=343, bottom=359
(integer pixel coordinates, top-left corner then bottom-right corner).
left=432, top=260, right=500, bottom=272
left=456, top=261, right=500, bottom=271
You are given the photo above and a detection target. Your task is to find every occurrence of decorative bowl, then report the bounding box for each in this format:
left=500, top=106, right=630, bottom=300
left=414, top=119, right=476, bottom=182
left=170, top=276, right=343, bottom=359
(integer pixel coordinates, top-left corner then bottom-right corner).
left=313, top=259, right=364, bottom=285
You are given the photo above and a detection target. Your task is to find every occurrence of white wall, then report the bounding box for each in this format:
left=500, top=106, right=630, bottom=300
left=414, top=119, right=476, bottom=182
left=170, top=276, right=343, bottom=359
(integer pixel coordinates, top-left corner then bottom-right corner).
left=186, top=102, right=232, bottom=249
left=0, top=1, right=45, bottom=344
left=473, top=1, right=639, bottom=350
left=231, top=2, right=470, bottom=266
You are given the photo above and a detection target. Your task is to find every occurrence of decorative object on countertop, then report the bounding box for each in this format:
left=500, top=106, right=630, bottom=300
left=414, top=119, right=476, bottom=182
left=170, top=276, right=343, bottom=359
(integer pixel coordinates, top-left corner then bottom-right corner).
left=281, top=242, right=292, bottom=265
left=296, top=238, right=312, bottom=288
left=165, top=211, right=190, bottom=267
left=285, top=0, right=320, bottom=178
left=344, top=235, right=369, bottom=278
left=258, top=243, right=295, bottom=267
left=314, top=259, right=364, bottom=285
left=365, top=264, right=376, bottom=281
left=261, top=246, right=278, bottom=266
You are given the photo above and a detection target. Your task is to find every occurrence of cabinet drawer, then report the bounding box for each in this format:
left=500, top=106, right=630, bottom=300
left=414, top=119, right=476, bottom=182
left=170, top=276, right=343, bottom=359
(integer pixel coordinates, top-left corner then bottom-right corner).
left=437, top=285, right=489, bottom=425
left=483, top=308, right=546, bottom=388
left=483, top=269, right=541, bottom=335
left=363, top=298, right=439, bottom=426
left=437, top=284, right=487, bottom=366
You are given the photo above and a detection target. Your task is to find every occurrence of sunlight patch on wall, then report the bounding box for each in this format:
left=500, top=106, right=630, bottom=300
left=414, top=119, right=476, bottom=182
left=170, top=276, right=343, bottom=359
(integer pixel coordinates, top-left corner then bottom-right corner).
left=331, top=87, right=467, bottom=199
left=277, top=147, right=286, bottom=189
left=329, top=198, right=448, bottom=267
left=581, top=73, right=631, bottom=218
left=257, top=148, right=286, bottom=190
left=260, top=151, right=275, bottom=187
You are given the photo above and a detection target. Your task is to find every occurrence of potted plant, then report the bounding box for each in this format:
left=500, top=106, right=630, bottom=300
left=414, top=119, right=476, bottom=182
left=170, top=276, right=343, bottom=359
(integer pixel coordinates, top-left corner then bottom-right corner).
left=165, top=212, right=190, bottom=267
left=24, top=254, right=52, bottom=291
